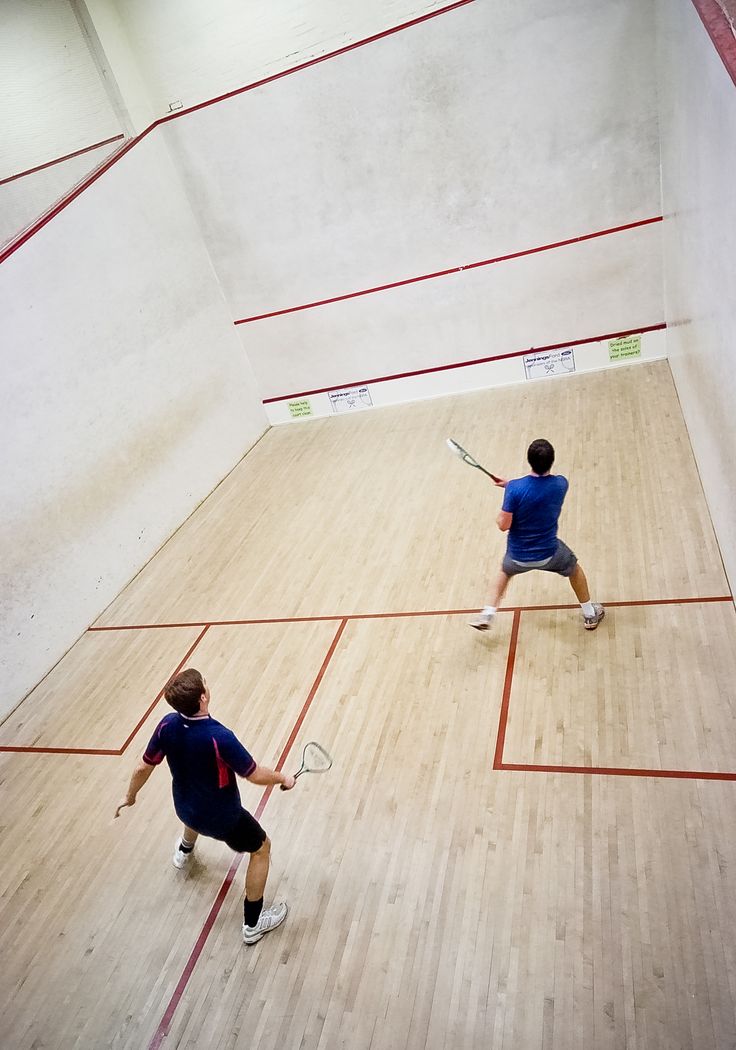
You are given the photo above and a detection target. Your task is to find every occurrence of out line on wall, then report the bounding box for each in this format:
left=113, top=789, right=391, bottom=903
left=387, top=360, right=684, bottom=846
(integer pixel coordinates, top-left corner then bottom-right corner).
left=0, top=134, right=126, bottom=187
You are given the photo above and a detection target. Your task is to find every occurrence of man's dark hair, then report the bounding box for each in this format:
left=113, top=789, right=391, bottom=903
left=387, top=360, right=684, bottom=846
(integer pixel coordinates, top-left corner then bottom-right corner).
left=527, top=438, right=555, bottom=475
left=165, top=668, right=205, bottom=716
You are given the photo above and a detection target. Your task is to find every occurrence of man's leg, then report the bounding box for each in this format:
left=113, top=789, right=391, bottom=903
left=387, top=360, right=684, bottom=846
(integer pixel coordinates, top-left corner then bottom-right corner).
left=173, top=826, right=198, bottom=869
left=569, top=563, right=605, bottom=630
left=245, top=837, right=271, bottom=905
left=470, top=569, right=511, bottom=630
left=242, top=836, right=288, bottom=944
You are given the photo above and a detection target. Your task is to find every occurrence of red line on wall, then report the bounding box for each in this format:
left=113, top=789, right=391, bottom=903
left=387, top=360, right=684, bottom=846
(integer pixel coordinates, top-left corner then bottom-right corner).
left=0, top=132, right=151, bottom=266
left=691, top=0, right=736, bottom=88
left=148, top=619, right=347, bottom=1050
left=235, top=217, right=663, bottom=327
left=493, top=609, right=520, bottom=769
left=499, top=762, right=736, bottom=781
left=0, top=135, right=126, bottom=187
left=0, top=1, right=474, bottom=267
left=158, top=1, right=476, bottom=126
left=261, top=322, right=668, bottom=404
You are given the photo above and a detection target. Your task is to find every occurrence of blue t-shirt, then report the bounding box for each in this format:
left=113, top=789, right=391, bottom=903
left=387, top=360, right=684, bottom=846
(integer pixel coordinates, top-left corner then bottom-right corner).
left=502, top=474, right=569, bottom=561
left=143, top=713, right=256, bottom=839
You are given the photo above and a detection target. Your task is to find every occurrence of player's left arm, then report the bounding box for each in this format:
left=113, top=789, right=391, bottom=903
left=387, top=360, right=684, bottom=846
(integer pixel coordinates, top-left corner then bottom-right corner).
left=115, top=759, right=156, bottom=818
left=496, top=510, right=513, bottom=532
left=498, top=479, right=516, bottom=531
left=115, top=719, right=165, bottom=818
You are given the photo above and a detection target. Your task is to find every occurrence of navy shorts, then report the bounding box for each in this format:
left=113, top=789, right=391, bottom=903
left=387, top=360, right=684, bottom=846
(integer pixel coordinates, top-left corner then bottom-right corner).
left=502, top=539, right=578, bottom=578
left=223, top=808, right=267, bottom=853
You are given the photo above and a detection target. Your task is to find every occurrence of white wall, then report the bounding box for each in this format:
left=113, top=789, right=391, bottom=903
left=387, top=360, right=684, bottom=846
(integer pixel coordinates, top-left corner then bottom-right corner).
left=113, top=0, right=455, bottom=115
left=656, top=0, right=736, bottom=594
left=0, top=139, right=122, bottom=249
left=0, top=0, right=127, bottom=248
left=1, top=133, right=268, bottom=718
left=160, top=0, right=663, bottom=407
left=0, top=0, right=122, bottom=178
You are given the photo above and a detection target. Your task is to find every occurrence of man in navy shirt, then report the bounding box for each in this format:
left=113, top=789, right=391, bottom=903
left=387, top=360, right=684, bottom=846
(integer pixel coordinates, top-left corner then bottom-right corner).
left=115, top=668, right=295, bottom=945
left=470, top=438, right=604, bottom=631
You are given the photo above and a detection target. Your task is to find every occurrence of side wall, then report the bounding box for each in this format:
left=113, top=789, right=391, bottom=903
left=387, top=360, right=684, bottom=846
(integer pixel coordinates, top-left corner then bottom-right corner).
left=160, top=0, right=664, bottom=416
left=656, top=0, right=736, bottom=592
left=1, top=134, right=268, bottom=718
left=0, top=0, right=124, bottom=245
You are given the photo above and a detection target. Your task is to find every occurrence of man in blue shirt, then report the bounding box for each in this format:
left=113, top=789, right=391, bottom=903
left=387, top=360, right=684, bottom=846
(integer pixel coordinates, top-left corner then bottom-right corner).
left=115, top=667, right=295, bottom=945
left=470, top=438, right=604, bottom=631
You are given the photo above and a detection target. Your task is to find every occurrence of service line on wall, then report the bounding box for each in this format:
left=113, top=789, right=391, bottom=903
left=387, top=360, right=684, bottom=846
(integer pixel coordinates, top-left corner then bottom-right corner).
left=235, top=216, right=663, bottom=327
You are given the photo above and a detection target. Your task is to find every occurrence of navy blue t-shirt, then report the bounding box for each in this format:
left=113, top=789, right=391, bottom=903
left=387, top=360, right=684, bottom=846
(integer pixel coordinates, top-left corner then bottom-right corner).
left=502, top=474, right=569, bottom=561
left=143, top=713, right=256, bottom=839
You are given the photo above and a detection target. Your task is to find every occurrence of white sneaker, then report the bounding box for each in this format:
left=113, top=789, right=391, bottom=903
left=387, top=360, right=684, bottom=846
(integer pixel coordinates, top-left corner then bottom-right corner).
left=172, top=839, right=193, bottom=869
left=469, top=611, right=495, bottom=631
left=242, top=902, right=289, bottom=945
left=583, top=604, right=605, bottom=631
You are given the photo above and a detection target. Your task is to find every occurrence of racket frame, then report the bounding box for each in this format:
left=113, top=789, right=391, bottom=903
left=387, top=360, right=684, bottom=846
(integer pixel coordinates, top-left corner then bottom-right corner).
left=446, top=437, right=503, bottom=483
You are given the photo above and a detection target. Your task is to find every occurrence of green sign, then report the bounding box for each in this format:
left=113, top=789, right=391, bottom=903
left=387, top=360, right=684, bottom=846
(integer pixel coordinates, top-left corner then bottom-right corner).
left=608, top=335, right=641, bottom=361
left=288, top=399, right=312, bottom=418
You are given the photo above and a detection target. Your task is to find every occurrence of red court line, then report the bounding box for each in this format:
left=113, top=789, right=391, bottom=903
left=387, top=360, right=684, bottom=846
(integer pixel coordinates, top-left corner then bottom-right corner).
left=493, top=609, right=520, bottom=770
left=88, top=594, right=732, bottom=632
left=691, top=0, right=736, bottom=88
left=148, top=618, right=347, bottom=1050
left=499, top=762, right=736, bottom=782
left=0, top=745, right=118, bottom=756
left=235, top=217, right=662, bottom=326
left=510, top=595, right=734, bottom=612
left=261, top=322, right=668, bottom=403
left=0, top=135, right=125, bottom=187
left=0, top=1, right=473, bottom=267
left=118, top=625, right=210, bottom=754
left=0, top=625, right=210, bottom=756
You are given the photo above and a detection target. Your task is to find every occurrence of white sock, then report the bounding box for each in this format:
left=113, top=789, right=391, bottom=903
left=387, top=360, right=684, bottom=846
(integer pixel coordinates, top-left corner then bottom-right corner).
left=481, top=606, right=497, bottom=618
left=581, top=601, right=595, bottom=618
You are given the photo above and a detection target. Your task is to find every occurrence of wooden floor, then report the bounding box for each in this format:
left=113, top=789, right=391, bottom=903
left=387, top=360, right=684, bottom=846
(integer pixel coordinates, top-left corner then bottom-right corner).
left=2, top=359, right=735, bottom=1050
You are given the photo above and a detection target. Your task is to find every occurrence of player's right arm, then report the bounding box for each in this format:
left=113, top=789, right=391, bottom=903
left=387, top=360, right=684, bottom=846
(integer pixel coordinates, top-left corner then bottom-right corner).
left=218, top=728, right=296, bottom=790
left=246, top=765, right=295, bottom=790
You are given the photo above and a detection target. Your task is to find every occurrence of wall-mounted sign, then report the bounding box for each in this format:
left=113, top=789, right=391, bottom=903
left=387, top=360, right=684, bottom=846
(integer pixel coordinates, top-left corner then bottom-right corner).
left=523, top=347, right=576, bottom=380
left=288, top=399, right=313, bottom=418
left=328, top=386, right=373, bottom=413
left=608, top=335, right=641, bottom=361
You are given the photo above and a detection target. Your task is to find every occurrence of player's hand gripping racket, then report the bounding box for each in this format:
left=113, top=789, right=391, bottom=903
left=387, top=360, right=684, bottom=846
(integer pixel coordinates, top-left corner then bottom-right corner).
left=446, top=438, right=504, bottom=484
left=280, top=741, right=333, bottom=789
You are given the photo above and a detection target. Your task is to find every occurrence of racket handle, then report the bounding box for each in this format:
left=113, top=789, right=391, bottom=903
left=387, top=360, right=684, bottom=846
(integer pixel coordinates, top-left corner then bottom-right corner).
left=279, top=769, right=303, bottom=790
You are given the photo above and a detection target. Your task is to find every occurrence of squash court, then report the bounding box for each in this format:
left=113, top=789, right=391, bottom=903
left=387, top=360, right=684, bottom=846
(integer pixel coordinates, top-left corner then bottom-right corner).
left=2, top=360, right=736, bottom=1050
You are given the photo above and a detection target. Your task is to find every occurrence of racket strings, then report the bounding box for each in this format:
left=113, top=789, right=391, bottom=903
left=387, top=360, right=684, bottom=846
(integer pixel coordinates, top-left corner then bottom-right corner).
left=302, top=742, right=333, bottom=772
left=447, top=438, right=480, bottom=469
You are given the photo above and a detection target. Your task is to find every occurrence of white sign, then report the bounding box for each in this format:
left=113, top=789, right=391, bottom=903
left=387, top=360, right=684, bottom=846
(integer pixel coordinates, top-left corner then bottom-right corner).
left=523, top=347, right=576, bottom=380
left=328, top=385, right=373, bottom=413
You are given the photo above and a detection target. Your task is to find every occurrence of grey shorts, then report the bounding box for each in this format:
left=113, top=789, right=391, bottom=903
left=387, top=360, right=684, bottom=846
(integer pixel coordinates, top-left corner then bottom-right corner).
left=502, top=539, right=578, bottom=578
